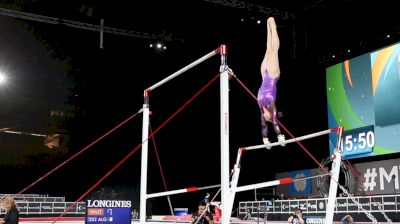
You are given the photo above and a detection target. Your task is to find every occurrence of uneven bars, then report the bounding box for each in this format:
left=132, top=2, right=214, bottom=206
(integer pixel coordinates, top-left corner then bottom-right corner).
left=235, top=178, right=293, bottom=193
left=147, top=47, right=221, bottom=91
left=234, top=173, right=329, bottom=193
left=146, top=184, right=221, bottom=199
left=146, top=173, right=328, bottom=199
left=244, top=129, right=334, bottom=151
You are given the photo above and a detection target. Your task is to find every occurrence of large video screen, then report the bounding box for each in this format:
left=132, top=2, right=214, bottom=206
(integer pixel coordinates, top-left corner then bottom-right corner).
left=326, top=42, right=400, bottom=159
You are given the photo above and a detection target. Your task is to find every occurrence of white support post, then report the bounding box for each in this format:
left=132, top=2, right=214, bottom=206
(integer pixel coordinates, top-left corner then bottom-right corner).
left=227, top=166, right=239, bottom=217
left=219, top=45, right=230, bottom=224
left=226, top=148, right=244, bottom=218
left=325, top=126, right=343, bottom=224
left=140, top=91, right=150, bottom=224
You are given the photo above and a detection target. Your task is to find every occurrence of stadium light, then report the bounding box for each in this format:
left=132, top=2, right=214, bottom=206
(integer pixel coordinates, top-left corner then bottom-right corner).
left=0, top=72, right=6, bottom=85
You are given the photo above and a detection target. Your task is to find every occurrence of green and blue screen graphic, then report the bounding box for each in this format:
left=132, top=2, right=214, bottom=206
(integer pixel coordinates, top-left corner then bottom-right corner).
left=326, top=42, right=400, bottom=159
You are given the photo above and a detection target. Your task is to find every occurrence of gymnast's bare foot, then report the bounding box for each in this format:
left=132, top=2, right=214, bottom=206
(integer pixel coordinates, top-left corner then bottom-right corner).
left=267, top=17, right=277, bottom=30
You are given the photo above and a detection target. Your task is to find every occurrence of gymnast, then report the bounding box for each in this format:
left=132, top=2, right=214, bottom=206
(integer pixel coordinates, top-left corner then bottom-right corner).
left=257, top=17, right=286, bottom=149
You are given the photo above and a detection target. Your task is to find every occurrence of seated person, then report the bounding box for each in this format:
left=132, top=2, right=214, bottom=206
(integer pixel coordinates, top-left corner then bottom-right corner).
left=191, top=202, right=214, bottom=224
left=287, top=209, right=305, bottom=224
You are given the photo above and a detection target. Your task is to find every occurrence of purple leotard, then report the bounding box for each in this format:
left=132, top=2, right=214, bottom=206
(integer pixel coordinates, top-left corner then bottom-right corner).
left=257, top=72, right=279, bottom=107
left=257, top=72, right=281, bottom=138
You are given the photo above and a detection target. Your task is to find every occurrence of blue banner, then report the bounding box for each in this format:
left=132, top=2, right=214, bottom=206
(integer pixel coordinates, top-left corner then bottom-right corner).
left=289, top=169, right=311, bottom=196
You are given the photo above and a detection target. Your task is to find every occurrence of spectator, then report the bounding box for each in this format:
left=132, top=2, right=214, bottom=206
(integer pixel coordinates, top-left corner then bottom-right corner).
left=131, top=208, right=139, bottom=219
left=287, top=209, right=305, bottom=224
left=191, top=202, right=214, bottom=224
left=243, top=208, right=252, bottom=220
left=0, top=196, right=19, bottom=224
left=341, top=215, right=354, bottom=224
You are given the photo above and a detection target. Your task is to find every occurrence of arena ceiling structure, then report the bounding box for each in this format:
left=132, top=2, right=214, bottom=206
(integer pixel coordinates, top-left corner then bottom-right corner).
left=2, top=0, right=399, bottom=65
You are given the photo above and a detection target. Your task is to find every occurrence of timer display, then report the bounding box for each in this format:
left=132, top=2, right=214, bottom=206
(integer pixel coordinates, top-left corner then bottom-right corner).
left=342, top=125, right=375, bottom=159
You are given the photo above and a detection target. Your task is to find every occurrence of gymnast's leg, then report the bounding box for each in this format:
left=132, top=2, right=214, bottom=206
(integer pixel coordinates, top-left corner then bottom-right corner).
left=260, top=17, right=280, bottom=79
left=260, top=109, right=271, bottom=149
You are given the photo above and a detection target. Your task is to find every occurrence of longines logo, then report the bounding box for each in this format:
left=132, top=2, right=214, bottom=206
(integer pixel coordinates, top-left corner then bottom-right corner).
left=87, top=200, right=131, bottom=208
left=306, top=217, right=325, bottom=224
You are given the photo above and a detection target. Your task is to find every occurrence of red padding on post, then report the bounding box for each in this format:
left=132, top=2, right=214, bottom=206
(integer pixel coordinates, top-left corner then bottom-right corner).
left=279, top=178, right=294, bottom=185
left=187, top=187, right=199, bottom=192
left=220, top=45, right=227, bottom=54
left=144, top=90, right=150, bottom=97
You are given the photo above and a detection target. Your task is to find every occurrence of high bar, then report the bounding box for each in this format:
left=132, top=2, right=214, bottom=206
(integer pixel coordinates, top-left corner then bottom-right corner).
left=146, top=47, right=221, bottom=91
left=244, top=128, right=334, bottom=151
left=146, top=184, right=221, bottom=199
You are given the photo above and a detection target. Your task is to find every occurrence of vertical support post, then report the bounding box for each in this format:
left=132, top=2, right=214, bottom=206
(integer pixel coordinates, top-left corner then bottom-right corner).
left=227, top=148, right=243, bottom=217
left=325, top=126, right=343, bottom=224
left=140, top=90, right=150, bottom=224
left=167, top=196, right=174, bottom=216
left=219, top=44, right=230, bottom=224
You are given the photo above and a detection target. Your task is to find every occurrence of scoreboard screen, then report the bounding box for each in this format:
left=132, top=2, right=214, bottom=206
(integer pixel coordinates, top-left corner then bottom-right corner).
left=326, top=41, right=400, bottom=159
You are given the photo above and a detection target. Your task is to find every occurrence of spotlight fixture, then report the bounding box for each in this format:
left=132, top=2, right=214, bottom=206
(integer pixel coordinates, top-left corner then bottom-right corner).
left=149, top=42, right=167, bottom=52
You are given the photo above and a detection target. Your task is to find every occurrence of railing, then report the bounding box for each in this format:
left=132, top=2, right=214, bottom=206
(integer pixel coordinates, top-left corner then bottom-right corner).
left=239, top=194, right=400, bottom=215
left=0, top=194, right=49, bottom=198
left=0, top=201, right=86, bottom=215
left=3, top=194, right=398, bottom=216
left=0, top=194, right=65, bottom=203
left=15, top=197, right=66, bottom=202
